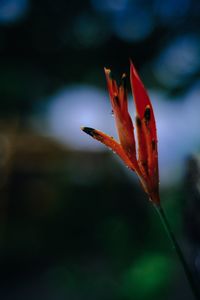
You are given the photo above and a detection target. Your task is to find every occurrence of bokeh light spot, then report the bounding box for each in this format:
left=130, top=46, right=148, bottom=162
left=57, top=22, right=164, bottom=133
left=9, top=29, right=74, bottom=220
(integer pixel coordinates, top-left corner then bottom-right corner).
left=154, top=0, right=190, bottom=24
left=121, top=254, right=171, bottom=299
left=91, top=0, right=129, bottom=12
left=112, top=8, right=154, bottom=42
left=0, top=0, right=29, bottom=24
left=36, top=85, right=116, bottom=151
left=154, top=35, right=200, bottom=87
left=72, top=14, right=109, bottom=48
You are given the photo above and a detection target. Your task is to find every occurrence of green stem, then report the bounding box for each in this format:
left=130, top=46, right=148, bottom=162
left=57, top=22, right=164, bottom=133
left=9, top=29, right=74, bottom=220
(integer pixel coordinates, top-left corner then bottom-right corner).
left=154, top=204, right=199, bottom=300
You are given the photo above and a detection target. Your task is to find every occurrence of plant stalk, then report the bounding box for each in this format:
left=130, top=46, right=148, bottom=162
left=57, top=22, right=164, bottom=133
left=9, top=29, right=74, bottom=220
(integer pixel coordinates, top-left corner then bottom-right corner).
left=154, top=204, right=199, bottom=300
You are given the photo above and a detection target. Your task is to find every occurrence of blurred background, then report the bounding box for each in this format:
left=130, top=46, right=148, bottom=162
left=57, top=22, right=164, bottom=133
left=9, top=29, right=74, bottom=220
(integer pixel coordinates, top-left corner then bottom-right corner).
left=0, top=0, right=200, bottom=299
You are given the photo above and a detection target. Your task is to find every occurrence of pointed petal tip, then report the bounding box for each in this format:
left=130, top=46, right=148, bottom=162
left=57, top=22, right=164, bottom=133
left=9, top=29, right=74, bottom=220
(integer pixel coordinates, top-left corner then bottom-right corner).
left=120, top=73, right=127, bottom=90
left=130, top=60, right=139, bottom=78
left=81, top=127, right=95, bottom=137
left=129, top=58, right=136, bottom=70
left=122, top=73, right=126, bottom=79
left=104, top=67, right=111, bottom=74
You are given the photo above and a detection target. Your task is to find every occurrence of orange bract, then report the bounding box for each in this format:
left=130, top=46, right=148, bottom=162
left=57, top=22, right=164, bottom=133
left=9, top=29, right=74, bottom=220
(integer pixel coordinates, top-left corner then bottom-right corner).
left=82, top=61, right=160, bottom=204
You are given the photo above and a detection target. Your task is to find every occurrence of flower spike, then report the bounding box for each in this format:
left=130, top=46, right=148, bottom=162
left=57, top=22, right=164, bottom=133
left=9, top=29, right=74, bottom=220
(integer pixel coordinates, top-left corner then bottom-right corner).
left=81, top=62, right=160, bottom=204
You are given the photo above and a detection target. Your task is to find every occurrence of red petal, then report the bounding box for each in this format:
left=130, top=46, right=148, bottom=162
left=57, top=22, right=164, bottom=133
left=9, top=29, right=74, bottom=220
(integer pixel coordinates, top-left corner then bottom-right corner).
left=130, top=61, right=157, bottom=142
left=130, top=63, right=157, bottom=156
left=130, top=61, right=159, bottom=201
left=104, top=68, right=118, bottom=107
left=104, top=68, right=137, bottom=164
left=81, top=127, right=138, bottom=172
